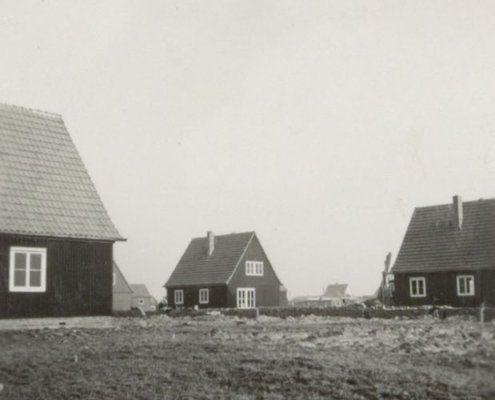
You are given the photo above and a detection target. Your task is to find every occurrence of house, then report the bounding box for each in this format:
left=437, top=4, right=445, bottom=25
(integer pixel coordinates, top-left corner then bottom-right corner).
left=324, top=283, right=352, bottom=299
left=165, top=231, right=285, bottom=309
left=392, top=195, right=495, bottom=307
left=112, top=262, right=133, bottom=312
left=129, top=284, right=157, bottom=312
left=291, top=284, right=353, bottom=307
left=0, top=103, right=124, bottom=318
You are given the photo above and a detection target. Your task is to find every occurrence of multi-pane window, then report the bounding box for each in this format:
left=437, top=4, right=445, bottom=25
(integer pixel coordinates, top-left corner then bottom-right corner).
left=246, top=261, right=264, bottom=276
left=237, top=288, right=256, bottom=309
left=199, top=288, right=209, bottom=304
left=174, top=289, right=184, bottom=305
left=409, top=277, right=426, bottom=297
left=457, top=275, right=475, bottom=296
left=9, top=247, right=47, bottom=292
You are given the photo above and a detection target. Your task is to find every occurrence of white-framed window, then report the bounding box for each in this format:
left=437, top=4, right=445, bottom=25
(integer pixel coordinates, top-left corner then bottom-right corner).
left=199, top=288, right=209, bottom=304
left=409, top=277, right=426, bottom=297
left=237, top=288, right=256, bottom=309
left=9, top=247, right=47, bottom=292
left=138, top=298, right=145, bottom=305
left=246, top=261, right=264, bottom=276
left=113, top=273, right=116, bottom=286
left=174, top=289, right=184, bottom=305
left=457, top=275, right=475, bottom=296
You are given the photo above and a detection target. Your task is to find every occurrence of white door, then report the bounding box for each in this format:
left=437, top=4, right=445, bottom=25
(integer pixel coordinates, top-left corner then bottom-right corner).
left=236, top=288, right=256, bottom=309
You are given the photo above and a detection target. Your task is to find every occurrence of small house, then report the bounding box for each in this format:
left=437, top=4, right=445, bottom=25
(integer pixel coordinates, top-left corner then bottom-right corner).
left=323, top=283, right=352, bottom=299
left=0, top=103, right=124, bottom=318
left=392, top=195, right=495, bottom=307
left=130, top=284, right=157, bottom=312
left=112, top=262, right=133, bottom=312
left=165, top=231, right=285, bottom=309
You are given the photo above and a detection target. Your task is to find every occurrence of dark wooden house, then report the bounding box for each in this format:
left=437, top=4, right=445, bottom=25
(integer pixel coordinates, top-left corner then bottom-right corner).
left=165, top=231, right=286, bottom=309
left=0, top=103, right=124, bottom=318
left=392, top=195, right=495, bottom=307
left=113, top=262, right=133, bottom=312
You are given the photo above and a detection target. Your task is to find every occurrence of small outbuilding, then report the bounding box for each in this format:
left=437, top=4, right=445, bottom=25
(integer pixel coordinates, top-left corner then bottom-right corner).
left=392, top=195, right=495, bottom=307
left=165, top=231, right=285, bottom=309
left=130, top=284, right=157, bottom=312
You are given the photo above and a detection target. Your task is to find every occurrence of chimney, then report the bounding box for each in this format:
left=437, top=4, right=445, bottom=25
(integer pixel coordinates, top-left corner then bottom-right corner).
left=207, top=231, right=215, bottom=256
left=453, top=195, right=463, bottom=230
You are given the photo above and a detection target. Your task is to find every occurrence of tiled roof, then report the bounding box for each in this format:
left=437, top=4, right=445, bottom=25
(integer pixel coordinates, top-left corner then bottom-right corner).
left=392, top=198, right=495, bottom=273
left=165, top=232, right=255, bottom=287
left=323, top=284, right=349, bottom=297
left=130, top=284, right=152, bottom=298
left=0, top=103, right=123, bottom=241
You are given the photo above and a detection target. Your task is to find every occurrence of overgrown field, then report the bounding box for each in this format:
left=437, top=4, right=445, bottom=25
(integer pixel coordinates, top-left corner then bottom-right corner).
left=0, top=315, right=494, bottom=399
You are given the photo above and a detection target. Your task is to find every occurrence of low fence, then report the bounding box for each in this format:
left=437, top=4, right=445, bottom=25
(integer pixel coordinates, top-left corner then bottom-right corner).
left=166, top=306, right=495, bottom=321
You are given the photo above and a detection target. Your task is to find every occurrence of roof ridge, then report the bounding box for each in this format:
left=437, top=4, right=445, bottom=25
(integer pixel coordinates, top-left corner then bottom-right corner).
left=0, top=101, right=62, bottom=119
left=191, top=231, right=255, bottom=240
left=415, top=197, right=495, bottom=210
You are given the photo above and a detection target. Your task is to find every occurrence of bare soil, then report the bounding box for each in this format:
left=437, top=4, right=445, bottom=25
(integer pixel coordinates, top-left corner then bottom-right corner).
left=0, top=315, right=494, bottom=399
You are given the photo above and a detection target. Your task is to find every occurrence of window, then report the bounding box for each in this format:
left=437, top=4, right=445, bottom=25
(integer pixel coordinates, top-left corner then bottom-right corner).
left=457, top=275, right=475, bottom=296
left=9, top=247, right=47, bottom=292
left=174, top=289, right=184, bottom=305
left=409, top=277, right=426, bottom=297
left=199, top=288, right=209, bottom=304
left=237, top=288, right=256, bottom=309
left=138, top=298, right=145, bottom=305
left=246, top=261, right=263, bottom=276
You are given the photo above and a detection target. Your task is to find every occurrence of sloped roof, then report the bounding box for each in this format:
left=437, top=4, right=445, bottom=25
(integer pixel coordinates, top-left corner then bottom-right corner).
left=130, top=284, right=153, bottom=298
left=165, top=232, right=255, bottom=287
left=392, top=198, right=495, bottom=273
left=113, top=261, right=133, bottom=294
left=324, top=284, right=350, bottom=297
left=0, top=103, right=123, bottom=241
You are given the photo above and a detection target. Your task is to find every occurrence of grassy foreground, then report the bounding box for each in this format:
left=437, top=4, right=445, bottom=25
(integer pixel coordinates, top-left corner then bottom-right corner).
left=0, top=315, right=494, bottom=399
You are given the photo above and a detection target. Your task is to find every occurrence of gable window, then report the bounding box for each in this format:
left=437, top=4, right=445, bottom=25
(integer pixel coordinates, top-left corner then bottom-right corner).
left=457, top=275, right=475, bottom=296
left=138, top=298, right=145, bottom=305
left=174, top=289, right=184, bottom=305
left=246, top=261, right=264, bottom=276
left=409, top=277, right=426, bottom=297
left=199, top=288, right=209, bottom=304
left=9, top=247, right=47, bottom=292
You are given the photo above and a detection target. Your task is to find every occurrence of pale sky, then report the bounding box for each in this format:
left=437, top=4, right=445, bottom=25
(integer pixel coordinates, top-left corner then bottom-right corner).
left=1, top=1, right=495, bottom=301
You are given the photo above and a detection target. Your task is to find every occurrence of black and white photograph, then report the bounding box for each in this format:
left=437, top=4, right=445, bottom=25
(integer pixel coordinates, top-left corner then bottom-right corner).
left=0, top=1, right=494, bottom=399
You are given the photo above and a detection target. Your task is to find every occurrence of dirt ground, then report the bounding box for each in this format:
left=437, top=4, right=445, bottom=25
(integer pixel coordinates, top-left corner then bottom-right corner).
left=0, top=315, right=494, bottom=400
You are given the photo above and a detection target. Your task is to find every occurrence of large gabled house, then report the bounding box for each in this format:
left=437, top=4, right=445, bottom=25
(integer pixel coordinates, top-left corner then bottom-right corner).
left=165, top=231, right=286, bottom=309
left=0, top=103, right=124, bottom=318
left=392, top=195, right=495, bottom=307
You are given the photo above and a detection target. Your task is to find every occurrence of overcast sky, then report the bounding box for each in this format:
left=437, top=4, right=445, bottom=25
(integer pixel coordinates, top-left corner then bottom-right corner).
left=1, top=1, right=495, bottom=300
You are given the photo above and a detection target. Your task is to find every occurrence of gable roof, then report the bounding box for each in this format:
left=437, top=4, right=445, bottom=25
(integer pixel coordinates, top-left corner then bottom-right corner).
left=165, top=232, right=255, bottom=287
left=0, top=103, right=123, bottom=241
left=130, top=284, right=153, bottom=298
left=323, top=284, right=350, bottom=297
left=113, top=261, right=133, bottom=294
left=392, top=197, right=495, bottom=273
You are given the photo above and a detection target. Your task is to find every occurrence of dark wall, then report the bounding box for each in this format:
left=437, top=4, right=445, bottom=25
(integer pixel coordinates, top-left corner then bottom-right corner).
left=393, top=270, right=493, bottom=307
left=167, top=285, right=228, bottom=309
left=0, top=234, right=113, bottom=318
left=227, top=235, right=282, bottom=308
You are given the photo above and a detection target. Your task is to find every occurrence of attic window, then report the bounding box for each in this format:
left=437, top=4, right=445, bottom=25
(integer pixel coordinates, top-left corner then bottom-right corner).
left=409, top=277, right=426, bottom=297
left=457, top=275, right=475, bottom=296
left=9, top=247, right=47, bottom=292
left=246, top=261, right=263, bottom=276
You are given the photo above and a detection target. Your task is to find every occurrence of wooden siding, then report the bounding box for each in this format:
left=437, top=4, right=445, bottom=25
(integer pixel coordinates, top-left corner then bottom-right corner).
left=0, top=234, right=113, bottom=318
left=227, top=235, right=281, bottom=307
left=167, top=285, right=228, bottom=309
left=393, top=270, right=495, bottom=307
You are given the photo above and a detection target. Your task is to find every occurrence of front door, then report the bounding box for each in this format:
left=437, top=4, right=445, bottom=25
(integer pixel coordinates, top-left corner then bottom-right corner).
left=236, top=288, right=255, bottom=309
